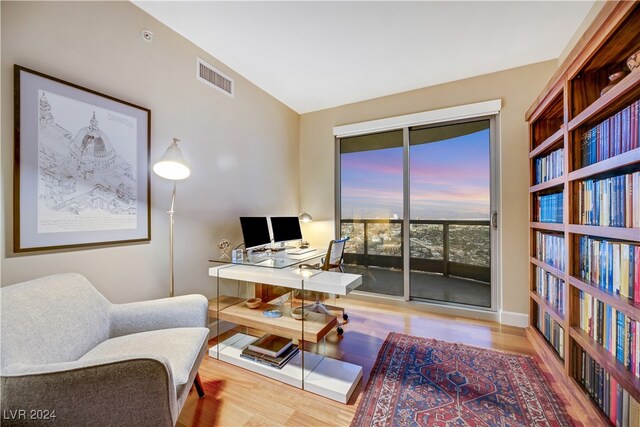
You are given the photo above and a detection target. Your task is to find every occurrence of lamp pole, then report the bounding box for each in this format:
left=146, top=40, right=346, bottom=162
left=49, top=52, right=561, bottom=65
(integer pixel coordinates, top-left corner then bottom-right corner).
left=153, top=138, right=190, bottom=298
left=168, top=181, right=177, bottom=298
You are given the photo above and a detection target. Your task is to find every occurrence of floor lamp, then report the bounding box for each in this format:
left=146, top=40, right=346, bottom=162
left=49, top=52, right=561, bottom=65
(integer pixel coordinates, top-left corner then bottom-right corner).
left=153, top=138, right=191, bottom=297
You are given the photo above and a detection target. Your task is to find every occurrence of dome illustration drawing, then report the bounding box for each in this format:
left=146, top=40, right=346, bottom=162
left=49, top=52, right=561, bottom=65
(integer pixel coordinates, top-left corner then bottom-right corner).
left=69, top=112, right=117, bottom=180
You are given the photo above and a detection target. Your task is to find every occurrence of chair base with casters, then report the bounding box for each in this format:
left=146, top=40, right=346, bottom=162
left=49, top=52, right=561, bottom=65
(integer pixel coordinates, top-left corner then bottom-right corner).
left=297, top=238, right=350, bottom=335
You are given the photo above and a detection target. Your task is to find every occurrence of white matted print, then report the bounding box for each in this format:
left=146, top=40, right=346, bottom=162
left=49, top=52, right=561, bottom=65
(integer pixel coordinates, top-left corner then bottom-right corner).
left=15, top=66, right=150, bottom=251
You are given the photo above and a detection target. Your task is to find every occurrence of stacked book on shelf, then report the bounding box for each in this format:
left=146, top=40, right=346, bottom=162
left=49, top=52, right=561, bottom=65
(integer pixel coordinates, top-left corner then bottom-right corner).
left=578, top=236, right=640, bottom=303
left=240, top=334, right=299, bottom=369
left=534, top=148, right=564, bottom=184
left=536, top=307, right=564, bottom=358
left=578, top=290, right=640, bottom=378
left=535, top=231, right=565, bottom=271
left=579, top=99, right=639, bottom=168
left=577, top=348, right=640, bottom=426
left=576, top=172, right=640, bottom=228
left=535, top=266, right=565, bottom=314
left=534, top=192, right=563, bottom=223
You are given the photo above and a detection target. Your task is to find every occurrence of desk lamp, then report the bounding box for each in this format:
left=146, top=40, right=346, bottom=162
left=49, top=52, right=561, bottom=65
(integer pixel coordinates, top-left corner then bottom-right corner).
left=298, top=212, right=313, bottom=223
left=153, top=138, right=191, bottom=297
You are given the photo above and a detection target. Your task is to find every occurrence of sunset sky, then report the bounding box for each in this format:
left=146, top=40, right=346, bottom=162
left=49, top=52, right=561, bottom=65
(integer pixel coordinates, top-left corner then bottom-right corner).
left=341, top=129, right=490, bottom=220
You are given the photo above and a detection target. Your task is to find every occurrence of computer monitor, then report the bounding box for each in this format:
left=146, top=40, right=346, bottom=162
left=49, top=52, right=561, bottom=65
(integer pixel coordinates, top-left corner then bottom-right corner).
left=239, top=217, right=271, bottom=250
left=270, top=216, right=303, bottom=243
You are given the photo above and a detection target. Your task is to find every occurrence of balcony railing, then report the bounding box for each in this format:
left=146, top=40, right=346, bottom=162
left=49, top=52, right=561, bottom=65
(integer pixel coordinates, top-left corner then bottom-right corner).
left=340, top=219, right=490, bottom=283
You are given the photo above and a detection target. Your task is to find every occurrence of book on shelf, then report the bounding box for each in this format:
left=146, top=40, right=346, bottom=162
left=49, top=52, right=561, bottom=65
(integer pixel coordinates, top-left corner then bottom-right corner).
left=535, top=231, right=565, bottom=271
left=535, top=148, right=564, bottom=184
left=536, top=306, right=564, bottom=359
left=578, top=290, right=640, bottom=379
left=577, top=347, right=640, bottom=427
left=247, top=334, right=293, bottom=358
left=535, top=266, right=565, bottom=314
left=578, top=236, right=640, bottom=303
left=579, top=99, right=639, bottom=168
left=240, top=344, right=299, bottom=369
left=577, top=172, right=639, bottom=228
left=534, top=192, right=563, bottom=223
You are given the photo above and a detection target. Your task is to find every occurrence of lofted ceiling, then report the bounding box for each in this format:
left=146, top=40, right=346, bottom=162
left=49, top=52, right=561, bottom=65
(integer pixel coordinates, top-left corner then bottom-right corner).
left=134, top=1, right=595, bottom=114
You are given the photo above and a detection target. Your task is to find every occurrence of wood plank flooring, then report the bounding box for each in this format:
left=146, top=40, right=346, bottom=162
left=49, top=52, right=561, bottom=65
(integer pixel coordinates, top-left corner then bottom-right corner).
left=177, top=298, right=599, bottom=426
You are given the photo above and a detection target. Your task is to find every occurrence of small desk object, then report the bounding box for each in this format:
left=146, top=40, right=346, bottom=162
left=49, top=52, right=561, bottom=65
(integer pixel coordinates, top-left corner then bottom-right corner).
left=208, top=249, right=363, bottom=403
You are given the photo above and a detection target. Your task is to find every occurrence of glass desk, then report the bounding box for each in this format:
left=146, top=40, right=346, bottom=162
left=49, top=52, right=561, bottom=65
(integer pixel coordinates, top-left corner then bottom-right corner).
left=209, top=247, right=325, bottom=269
left=207, top=250, right=363, bottom=403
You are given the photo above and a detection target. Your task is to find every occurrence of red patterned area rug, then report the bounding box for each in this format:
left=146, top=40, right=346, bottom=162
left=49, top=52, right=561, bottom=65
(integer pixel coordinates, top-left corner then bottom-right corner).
left=351, top=332, right=578, bottom=427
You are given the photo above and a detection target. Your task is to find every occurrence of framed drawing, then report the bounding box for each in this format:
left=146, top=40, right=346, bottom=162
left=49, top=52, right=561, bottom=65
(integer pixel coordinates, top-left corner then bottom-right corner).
left=14, top=65, right=151, bottom=252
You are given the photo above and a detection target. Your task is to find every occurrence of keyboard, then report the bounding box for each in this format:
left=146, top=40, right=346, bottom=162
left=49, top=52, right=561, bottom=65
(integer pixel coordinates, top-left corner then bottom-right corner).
left=286, top=248, right=316, bottom=255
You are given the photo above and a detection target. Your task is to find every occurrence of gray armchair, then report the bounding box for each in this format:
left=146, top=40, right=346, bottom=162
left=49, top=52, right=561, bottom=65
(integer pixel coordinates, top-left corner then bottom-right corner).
left=0, top=273, right=210, bottom=426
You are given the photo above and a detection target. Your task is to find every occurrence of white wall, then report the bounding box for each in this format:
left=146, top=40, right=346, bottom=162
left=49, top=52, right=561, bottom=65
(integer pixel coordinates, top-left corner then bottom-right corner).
left=1, top=1, right=300, bottom=303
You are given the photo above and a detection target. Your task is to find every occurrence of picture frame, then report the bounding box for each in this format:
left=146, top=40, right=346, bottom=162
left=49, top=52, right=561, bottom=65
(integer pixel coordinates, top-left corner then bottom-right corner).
left=14, top=65, right=151, bottom=252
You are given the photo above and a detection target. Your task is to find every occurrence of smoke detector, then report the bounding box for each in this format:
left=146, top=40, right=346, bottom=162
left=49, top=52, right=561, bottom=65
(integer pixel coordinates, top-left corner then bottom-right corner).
left=141, top=30, right=154, bottom=43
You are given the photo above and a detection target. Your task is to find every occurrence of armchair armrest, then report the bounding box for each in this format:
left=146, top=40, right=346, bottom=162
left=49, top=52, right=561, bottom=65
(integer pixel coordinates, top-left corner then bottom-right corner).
left=109, top=294, right=208, bottom=338
left=1, top=357, right=177, bottom=426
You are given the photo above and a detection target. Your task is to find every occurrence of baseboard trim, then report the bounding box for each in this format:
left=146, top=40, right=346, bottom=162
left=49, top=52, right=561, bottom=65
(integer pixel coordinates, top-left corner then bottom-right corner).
left=346, top=292, right=499, bottom=323
left=499, top=310, right=529, bottom=328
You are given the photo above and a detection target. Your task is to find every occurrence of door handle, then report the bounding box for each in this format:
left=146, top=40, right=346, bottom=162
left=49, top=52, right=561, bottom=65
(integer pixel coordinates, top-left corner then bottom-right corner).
left=491, top=211, right=498, bottom=229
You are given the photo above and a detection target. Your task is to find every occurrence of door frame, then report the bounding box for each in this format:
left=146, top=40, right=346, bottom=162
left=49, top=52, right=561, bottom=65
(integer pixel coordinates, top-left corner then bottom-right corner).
left=334, top=102, right=501, bottom=313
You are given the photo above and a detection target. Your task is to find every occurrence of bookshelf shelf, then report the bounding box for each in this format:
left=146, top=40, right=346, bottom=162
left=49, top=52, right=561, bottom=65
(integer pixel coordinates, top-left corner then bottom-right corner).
left=568, top=276, right=640, bottom=321
left=568, top=147, right=640, bottom=182
left=527, top=3, right=640, bottom=423
left=529, top=324, right=565, bottom=363
left=530, top=257, right=565, bottom=280
left=566, top=224, right=640, bottom=241
left=530, top=222, right=565, bottom=232
left=529, top=127, right=564, bottom=159
left=568, top=71, right=640, bottom=132
left=529, top=176, right=564, bottom=193
left=570, top=327, right=640, bottom=402
left=530, top=290, right=565, bottom=324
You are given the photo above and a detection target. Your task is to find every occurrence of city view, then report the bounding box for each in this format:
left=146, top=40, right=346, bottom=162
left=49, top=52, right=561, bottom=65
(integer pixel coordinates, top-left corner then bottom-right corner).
left=340, top=221, right=490, bottom=268
left=339, top=123, right=491, bottom=305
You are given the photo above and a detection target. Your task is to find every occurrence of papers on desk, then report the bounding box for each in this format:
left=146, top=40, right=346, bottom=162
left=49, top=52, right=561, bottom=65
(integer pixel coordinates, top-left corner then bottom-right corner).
left=286, top=247, right=316, bottom=255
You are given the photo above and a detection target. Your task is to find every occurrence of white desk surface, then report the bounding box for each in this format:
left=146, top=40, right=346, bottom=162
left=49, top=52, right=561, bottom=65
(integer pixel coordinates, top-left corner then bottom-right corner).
left=208, top=263, right=362, bottom=295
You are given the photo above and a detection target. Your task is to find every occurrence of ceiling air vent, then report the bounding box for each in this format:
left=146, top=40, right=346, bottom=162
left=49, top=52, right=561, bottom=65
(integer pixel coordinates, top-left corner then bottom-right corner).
left=196, top=57, right=234, bottom=97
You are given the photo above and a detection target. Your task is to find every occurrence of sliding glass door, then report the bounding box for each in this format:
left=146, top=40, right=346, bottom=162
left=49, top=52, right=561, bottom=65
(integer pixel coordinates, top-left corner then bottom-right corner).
left=409, top=120, right=492, bottom=307
left=337, top=117, right=496, bottom=309
left=338, top=130, right=404, bottom=297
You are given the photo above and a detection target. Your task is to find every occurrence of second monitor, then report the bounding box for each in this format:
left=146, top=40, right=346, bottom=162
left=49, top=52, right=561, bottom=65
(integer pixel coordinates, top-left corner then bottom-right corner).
left=270, top=216, right=303, bottom=244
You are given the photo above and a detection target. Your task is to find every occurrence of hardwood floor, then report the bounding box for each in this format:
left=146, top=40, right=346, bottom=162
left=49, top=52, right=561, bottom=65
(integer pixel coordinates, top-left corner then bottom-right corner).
left=177, top=298, right=598, bottom=426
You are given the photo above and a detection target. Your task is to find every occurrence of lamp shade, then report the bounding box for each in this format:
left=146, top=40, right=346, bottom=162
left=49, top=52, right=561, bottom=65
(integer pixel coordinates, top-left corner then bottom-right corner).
left=299, top=212, right=313, bottom=223
left=153, top=138, right=191, bottom=180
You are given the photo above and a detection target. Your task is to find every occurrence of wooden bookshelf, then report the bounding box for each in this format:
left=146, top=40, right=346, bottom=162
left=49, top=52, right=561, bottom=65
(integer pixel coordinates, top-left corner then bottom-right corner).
left=570, top=327, right=640, bottom=402
left=529, top=176, right=564, bottom=193
left=526, top=2, right=640, bottom=424
left=530, top=222, right=565, bottom=233
left=529, top=127, right=564, bottom=159
left=568, top=276, right=640, bottom=321
left=567, top=147, right=640, bottom=181
left=530, top=290, right=565, bottom=324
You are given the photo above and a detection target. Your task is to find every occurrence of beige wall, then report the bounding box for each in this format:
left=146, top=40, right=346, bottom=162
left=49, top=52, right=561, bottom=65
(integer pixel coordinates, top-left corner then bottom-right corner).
left=557, top=0, right=605, bottom=67
left=1, top=1, right=300, bottom=302
left=299, top=61, right=557, bottom=316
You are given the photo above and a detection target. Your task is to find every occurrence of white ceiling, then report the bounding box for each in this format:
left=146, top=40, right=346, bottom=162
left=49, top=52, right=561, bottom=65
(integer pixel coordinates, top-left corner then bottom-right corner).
left=134, top=1, right=595, bottom=114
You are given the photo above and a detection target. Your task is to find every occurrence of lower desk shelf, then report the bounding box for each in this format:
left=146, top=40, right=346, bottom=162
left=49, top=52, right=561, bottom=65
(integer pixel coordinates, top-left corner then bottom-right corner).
left=209, top=333, right=362, bottom=403
left=209, top=296, right=337, bottom=343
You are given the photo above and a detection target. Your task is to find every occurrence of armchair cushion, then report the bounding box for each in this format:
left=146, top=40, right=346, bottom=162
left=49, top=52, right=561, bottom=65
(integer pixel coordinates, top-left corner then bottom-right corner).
left=79, top=327, right=209, bottom=389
